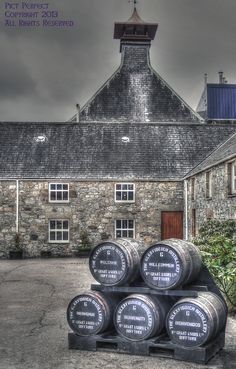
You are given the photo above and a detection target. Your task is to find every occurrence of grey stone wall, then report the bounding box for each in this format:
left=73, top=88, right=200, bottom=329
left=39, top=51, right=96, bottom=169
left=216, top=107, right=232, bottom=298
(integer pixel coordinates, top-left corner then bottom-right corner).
left=186, top=161, right=236, bottom=239
left=0, top=180, right=183, bottom=258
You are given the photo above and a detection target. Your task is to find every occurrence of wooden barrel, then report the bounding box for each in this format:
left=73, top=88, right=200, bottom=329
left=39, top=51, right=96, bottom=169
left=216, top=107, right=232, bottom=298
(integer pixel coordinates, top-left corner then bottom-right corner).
left=140, top=238, right=202, bottom=290
left=67, top=291, right=118, bottom=336
left=166, top=292, right=227, bottom=347
left=89, top=238, right=145, bottom=286
left=114, top=294, right=172, bottom=341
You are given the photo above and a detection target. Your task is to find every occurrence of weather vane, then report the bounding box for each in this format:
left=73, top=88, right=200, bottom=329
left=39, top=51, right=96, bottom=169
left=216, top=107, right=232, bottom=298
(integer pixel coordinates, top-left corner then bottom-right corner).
left=128, top=0, right=138, bottom=8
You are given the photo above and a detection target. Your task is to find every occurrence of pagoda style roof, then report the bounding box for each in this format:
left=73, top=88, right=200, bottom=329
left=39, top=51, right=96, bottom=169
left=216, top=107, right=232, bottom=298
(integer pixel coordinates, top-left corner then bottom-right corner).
left=126, top=7, right=146, bottom=23
left=114, top=7, right=158, bottom=40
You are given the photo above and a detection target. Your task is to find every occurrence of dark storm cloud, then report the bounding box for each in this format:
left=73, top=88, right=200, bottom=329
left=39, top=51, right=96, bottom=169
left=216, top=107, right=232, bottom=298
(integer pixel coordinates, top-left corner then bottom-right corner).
left=0, top=0, right=124, bottom=120
left=0, top=36, right=36, bottom=98
left=1, top=0, right=236, bottom=120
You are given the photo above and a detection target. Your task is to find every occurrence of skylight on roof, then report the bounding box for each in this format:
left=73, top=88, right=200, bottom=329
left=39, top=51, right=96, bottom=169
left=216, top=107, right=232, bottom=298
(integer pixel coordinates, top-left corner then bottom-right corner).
left=34, top=134, right=47, bottom=143
left=122, top=136, right=130, bottom=143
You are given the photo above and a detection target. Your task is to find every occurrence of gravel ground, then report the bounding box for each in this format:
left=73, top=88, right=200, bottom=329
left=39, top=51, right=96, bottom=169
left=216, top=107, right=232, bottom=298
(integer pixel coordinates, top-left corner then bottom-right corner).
left=0, top=258, right=235, bottom=369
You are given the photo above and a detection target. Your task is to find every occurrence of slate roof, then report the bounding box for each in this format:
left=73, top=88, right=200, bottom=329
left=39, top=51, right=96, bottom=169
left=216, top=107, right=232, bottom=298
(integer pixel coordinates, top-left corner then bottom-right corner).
left=79, top=9, right=201, bottom=124
left=0, top=122, right=236, bottom=180
left=79, top=45, right=202, bottom=124
left=185, top=131, right=236, bottom=178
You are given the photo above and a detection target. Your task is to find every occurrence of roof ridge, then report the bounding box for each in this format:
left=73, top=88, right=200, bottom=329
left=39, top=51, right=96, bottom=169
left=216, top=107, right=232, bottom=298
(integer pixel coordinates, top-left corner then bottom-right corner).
left=1, top=121, right=236, bottom=127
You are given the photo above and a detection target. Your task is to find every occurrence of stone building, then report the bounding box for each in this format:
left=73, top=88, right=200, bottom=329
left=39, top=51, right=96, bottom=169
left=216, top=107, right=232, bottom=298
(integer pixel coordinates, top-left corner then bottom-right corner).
left=1, top=8, right=236, bottom=258
left=185, top=132, right=236, bottom=239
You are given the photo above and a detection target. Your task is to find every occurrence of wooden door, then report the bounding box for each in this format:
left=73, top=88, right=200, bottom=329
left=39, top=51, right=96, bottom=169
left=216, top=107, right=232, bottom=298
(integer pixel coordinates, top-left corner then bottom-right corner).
left=161, top=211, right=183, bottom=240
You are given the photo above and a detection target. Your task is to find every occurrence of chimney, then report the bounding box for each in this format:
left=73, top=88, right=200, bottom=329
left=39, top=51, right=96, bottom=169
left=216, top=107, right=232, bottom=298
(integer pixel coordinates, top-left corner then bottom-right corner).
left=218, top=71, right=224, bottom=84
left=204, top=73, right=208, bottom=87
left=76, top=104, right=80, bottom=123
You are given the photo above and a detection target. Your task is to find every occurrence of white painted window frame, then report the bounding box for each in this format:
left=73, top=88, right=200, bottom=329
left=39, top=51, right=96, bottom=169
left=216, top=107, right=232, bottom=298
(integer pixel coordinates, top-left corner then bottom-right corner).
left=231, top=161, right=236, bottom=194
left=48, top=219, right=70, bottom=243
left=114, top=183, right=135, bottom=203
left=205, top=170, right=212, bottom=199
left=48, top=183, right=69, bottom=203
left=115, top=219, right=135, bottom=238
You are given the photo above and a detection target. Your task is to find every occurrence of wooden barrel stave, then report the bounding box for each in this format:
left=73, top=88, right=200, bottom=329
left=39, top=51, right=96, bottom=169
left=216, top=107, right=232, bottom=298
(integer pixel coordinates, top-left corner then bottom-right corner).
left=89, top=238, right=145, bottom=286
left=196, top=292, right=227, bottom=339
left=140, top=238, right=202, bottom=290
left=67, top=291, right=119, bottom=336
left=182, top=240, right=202, bottom=284
left=114, top=294, right=172, bottom=341
left=166, top=292, right=227, bottom=347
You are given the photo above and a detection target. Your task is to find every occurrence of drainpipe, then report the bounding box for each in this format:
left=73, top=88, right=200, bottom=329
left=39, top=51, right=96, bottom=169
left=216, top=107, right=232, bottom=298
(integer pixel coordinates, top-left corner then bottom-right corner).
left=16, top=180, right=19, bottom=233
left=184, top=180, right=188, bottom=240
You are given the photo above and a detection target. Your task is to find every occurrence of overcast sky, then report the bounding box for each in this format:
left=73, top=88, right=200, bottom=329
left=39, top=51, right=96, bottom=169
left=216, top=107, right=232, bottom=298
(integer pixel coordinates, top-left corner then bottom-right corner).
left=1, top=0, right=236, bottom=121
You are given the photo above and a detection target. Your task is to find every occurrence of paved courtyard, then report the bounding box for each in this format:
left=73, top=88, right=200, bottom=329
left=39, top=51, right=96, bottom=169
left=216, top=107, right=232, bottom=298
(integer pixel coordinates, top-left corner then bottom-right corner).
left=0, top=258, right=235, bottom=369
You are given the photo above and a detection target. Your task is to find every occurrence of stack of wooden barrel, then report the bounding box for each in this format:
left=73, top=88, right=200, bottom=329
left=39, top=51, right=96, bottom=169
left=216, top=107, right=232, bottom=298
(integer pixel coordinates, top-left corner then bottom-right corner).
left=67, top=238, right=228, bottom=364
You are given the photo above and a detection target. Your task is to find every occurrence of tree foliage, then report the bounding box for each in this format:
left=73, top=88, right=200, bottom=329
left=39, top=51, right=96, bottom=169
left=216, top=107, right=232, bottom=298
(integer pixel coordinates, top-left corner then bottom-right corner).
left=194, top=220, right=236, bottom=311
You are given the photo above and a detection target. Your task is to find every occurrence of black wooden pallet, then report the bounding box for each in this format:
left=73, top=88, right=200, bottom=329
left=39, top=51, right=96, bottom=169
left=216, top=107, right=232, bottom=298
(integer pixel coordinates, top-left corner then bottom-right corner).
left=91, top=266, right=227, bottom=304
left=91, top=283, right=200, bottom=297
left=68, top=266, right=227, bottom=364
left=68, top=330, right=225, bottom=364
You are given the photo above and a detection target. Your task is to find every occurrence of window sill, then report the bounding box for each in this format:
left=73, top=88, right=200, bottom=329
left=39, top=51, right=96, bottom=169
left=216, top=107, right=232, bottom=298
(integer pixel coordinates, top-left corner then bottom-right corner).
left=115, top=201, right=135, bottom=204
left=116, top=237, right=135, bottom=239
left=227, top=194, right=236, bottom=198
left=49, top=201, right=70, bottom=204
left=48, top=241, right=70, bottom=244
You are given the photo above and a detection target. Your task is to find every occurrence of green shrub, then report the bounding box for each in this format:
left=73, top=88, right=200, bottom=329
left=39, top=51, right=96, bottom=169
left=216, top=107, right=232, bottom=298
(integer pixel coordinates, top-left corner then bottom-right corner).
left=197, top=219, right=236, bottom=238
left=195, top=220, right=236, bottom=311
left=79, top=230, right=91, bottom=249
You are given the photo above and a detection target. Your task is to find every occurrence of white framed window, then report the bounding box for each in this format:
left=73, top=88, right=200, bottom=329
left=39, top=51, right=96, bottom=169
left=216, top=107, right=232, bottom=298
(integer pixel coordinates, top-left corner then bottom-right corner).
left=49, top=220, right=69, bottom=243
left=206, top=171, right=212, bottom=199
left=115, top=183, right=135, bottom=202
left=115, top=219, right=135, bottom=238
left=231, top=161, right=236, bottom=194
left=49, top=183, right=69, bottom=203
